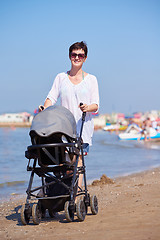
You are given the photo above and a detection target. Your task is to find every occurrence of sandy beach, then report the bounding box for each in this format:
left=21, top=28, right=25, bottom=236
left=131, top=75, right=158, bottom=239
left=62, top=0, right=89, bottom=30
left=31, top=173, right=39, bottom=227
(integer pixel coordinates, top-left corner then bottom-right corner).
left=0, top=122, right=31, bottom=128
left=0, top=168, right=160, bottom=240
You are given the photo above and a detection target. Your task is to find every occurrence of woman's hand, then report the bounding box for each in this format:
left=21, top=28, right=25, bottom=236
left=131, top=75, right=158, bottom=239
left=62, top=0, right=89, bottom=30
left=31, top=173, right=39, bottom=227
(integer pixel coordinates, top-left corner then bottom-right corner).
left=79, top=103, right=89, bottom=112
left=79, top=103, right=98, bottom=113
left=38, top=98, right=52, bottom=112
left=38, top=105, right=45, bottom=112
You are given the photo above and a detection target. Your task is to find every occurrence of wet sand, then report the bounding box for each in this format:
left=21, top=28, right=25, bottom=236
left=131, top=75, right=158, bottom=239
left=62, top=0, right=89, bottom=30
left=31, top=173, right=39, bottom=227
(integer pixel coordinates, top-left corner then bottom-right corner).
left=0, top=168, right=160, bottom=240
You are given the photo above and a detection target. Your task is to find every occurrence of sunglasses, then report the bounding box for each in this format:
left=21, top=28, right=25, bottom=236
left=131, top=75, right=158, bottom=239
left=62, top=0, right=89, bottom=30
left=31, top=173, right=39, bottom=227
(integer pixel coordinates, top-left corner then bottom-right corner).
left=70, top=53, right=85, bottom=59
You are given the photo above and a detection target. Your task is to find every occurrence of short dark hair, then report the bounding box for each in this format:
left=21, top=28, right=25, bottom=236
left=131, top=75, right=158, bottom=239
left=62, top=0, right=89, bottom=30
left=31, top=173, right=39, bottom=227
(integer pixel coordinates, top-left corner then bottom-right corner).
left=69, top=41, right=88, bottom=58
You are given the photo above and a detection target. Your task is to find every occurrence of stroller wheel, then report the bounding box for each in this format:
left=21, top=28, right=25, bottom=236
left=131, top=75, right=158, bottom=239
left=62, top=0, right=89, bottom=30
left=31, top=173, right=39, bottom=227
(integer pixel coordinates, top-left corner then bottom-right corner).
left=38, top=200, right=46, bottom=218
left=64, top=201, right=74, bottom=222
left=20, top=203, right=31, bottom=225
left=76, top=199, right=86, bottom=222
left=90, top=195, right=98, bottom=215
left=41, top=208, right=46, bottom=219
left=48, top=208, right=56, bottom=218
left=32, top=203, right=41, bottom=225
left=83, top=195, right=89, bottom=214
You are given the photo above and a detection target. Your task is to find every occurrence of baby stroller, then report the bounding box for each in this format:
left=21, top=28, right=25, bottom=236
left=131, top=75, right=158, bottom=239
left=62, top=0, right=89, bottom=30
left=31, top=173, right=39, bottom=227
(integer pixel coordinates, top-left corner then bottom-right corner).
left=21, top=105, right=98, bottom=225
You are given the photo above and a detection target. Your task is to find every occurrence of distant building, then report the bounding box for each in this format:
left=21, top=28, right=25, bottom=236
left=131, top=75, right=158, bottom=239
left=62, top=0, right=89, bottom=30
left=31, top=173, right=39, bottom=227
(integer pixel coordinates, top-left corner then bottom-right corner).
left=0, top=112, right=32, bottom=123
left=93, top=115, right=106, bottom=128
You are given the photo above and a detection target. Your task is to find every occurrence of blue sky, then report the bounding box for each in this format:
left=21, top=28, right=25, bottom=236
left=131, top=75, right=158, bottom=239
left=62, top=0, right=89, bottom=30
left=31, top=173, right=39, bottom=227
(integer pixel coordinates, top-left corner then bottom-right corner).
left=0, top=0, right=160, bottom=114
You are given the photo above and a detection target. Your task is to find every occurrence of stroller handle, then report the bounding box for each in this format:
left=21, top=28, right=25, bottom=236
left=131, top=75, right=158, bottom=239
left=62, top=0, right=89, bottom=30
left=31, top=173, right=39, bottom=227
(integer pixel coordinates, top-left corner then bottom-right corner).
left=80, top=102, right=86, bottom=121
left=79, top=103, right=86, bottom=139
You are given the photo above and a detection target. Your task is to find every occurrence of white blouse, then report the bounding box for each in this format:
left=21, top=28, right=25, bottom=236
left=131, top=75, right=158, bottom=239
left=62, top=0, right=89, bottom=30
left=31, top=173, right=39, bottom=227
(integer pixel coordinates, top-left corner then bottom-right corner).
left=47, top=72, right=99, bottom=145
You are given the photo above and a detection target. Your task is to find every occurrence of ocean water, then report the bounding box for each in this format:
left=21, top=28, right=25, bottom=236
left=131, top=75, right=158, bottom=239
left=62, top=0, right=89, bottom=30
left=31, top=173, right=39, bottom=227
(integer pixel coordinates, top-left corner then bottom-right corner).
left=0, top=127, right=160, bottom=200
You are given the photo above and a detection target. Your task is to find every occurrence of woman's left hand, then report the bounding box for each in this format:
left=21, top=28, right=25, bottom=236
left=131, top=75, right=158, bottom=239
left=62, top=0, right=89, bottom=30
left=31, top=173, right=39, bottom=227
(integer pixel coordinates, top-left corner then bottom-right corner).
left=79, top=103, right=89, bottom=112
left=79, top=103, right=98, bottom=113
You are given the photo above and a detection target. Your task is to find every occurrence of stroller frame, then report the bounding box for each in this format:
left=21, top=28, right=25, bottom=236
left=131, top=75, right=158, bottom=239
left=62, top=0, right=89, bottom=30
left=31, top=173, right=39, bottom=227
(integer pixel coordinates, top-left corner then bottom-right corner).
left=21, top=108, right=98, bottom=225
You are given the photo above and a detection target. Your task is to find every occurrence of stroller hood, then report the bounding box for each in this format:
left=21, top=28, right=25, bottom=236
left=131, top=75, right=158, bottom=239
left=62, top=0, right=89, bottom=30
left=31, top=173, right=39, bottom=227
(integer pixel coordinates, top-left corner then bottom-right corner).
left=30, top=105, right=77, bottom=139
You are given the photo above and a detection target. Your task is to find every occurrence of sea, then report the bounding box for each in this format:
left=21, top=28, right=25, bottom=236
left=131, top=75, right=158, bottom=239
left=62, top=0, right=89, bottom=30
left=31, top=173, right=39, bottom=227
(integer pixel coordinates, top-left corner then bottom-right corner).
left=0, top=127, right=160, bottom=201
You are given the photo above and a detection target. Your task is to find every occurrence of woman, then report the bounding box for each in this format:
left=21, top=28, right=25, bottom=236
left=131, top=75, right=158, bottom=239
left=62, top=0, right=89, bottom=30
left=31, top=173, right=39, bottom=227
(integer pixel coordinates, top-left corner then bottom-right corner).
left=40, top=41, right=99, bottom=187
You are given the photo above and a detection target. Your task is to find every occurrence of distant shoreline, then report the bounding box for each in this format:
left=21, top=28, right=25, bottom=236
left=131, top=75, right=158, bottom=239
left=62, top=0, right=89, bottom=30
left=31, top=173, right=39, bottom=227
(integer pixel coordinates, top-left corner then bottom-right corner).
left=0, top=122, right=31, bottom=128
left=0, top=122, right=103, bottom=130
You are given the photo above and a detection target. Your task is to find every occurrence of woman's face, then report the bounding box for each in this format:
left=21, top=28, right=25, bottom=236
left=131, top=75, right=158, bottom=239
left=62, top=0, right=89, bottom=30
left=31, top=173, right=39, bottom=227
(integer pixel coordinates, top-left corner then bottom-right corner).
left=70, top=49, right=87, bottom=68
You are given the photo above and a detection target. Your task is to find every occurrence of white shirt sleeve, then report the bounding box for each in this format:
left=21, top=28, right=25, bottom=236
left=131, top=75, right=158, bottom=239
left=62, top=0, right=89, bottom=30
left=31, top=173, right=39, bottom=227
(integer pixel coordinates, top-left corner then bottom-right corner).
left=90, top=75, right=99, bottom=110
left=46, top=74, right=61, bottom=105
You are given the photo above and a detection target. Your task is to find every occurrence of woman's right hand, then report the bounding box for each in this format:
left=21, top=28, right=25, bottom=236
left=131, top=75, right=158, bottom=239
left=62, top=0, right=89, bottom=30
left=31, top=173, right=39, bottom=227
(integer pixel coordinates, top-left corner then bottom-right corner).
left=38, top=105, right=45, bottom=112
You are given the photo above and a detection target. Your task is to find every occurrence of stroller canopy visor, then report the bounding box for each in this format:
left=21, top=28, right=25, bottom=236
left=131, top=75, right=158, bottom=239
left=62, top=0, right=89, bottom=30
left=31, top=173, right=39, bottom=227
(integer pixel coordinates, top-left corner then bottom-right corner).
left=30, top=105, right=77, bottom=139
